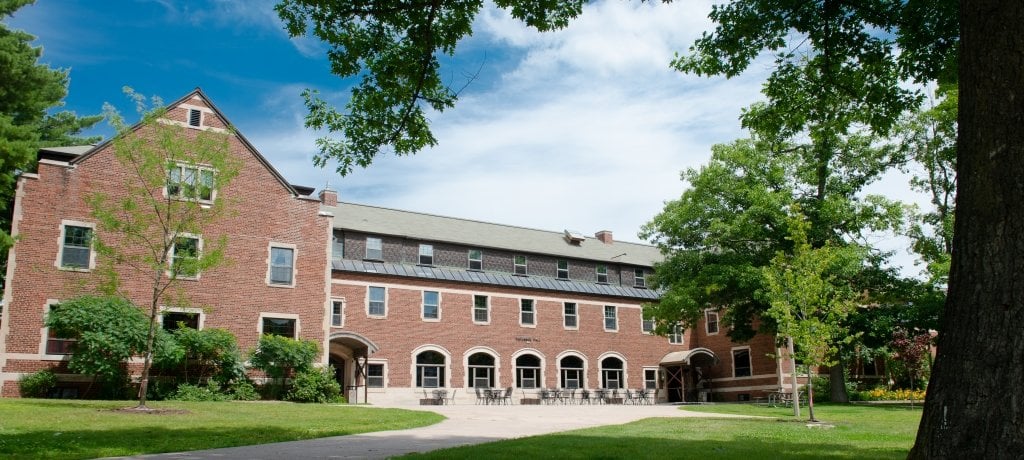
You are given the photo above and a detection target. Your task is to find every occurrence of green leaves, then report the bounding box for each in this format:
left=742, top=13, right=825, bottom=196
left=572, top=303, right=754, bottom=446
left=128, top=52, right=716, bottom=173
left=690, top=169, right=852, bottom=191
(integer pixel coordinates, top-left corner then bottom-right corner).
left=249, top=334, right=319, bottom=380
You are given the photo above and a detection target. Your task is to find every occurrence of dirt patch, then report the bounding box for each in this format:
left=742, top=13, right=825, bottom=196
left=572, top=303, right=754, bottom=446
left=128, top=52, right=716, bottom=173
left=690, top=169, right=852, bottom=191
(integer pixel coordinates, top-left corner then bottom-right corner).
left=106, top=406, right=190, bottom=415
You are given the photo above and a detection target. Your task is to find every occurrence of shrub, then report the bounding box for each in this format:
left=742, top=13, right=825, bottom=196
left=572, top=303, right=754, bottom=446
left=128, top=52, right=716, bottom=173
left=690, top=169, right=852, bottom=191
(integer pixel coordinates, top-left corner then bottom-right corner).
left=229, top=380, right=260, bottom=401
left=172, top=327, right=244, bottom=385
left=169, top=381, right=228, bottom=402
left=18, top=369, right=57, bottom=398
left=852, top=387, right=927, bottom=401
left=250, top=334, right=319, bottom=398
left=285, top=366, right=344, bottom=404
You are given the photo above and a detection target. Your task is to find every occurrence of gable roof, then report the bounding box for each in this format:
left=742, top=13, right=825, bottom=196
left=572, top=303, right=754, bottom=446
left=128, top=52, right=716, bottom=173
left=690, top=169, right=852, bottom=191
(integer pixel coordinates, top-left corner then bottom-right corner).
left=69, top=88, right=301, bottom=197
left=326, top=201, right=663, bottom=267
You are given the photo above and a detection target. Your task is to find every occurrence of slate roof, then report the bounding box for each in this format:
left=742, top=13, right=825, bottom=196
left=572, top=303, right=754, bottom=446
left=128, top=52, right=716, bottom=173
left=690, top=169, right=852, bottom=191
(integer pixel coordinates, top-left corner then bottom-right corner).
left=326, top=202, right=663, bottom=267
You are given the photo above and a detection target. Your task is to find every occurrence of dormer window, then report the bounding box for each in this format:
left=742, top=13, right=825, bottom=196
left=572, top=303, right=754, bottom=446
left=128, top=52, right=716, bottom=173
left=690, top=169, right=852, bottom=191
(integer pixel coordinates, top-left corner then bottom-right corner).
left=514, top=255, right=528, bottom=275
left=634, top=268, right=647, bottom=288
left=419, top=244, right=433, bottom=265
left=188, top=109, right=202, bottom=127
left=557, top=260, right=569, bottom=280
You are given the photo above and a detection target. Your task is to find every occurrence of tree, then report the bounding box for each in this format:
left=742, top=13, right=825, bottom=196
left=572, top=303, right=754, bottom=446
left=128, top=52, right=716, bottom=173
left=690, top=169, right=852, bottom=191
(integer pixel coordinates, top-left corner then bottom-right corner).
left=0, top=0, right=102, bottom=285
left=762, top=211, right=863, bottom=421
left=166, top=327, right=245, bottom=387
left=87, top=89, right=241, bottom=408
left=44, top=295, right=155, bottom=397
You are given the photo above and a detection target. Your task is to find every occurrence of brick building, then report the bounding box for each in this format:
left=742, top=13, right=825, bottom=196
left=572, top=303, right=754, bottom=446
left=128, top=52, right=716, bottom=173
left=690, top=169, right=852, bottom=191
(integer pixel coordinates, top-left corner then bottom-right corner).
left=0, top=90, right=793, bottom=403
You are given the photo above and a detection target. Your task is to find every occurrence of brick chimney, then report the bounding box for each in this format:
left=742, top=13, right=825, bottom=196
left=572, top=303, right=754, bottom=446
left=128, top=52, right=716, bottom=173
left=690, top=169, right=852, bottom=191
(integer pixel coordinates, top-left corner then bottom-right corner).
left=595, top=230, right=613, bottom=244
left=319, top=187, right=338, bottom=207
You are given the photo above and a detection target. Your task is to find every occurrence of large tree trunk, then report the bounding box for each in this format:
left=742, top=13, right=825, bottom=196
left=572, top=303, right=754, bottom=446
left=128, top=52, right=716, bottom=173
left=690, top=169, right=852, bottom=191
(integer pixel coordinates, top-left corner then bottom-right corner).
left=909, top=1, right=1024, bottom=457
left=829, top=361, right=849, bottom=403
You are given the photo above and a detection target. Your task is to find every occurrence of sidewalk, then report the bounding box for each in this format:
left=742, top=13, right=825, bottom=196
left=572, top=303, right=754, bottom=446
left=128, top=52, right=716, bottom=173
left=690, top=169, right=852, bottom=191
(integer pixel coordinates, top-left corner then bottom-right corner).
left=127, top=403, right=748, bottom=459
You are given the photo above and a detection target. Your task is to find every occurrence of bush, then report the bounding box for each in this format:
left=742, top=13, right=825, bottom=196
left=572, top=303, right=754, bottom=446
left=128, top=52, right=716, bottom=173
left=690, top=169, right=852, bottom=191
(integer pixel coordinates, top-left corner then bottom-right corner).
left=229, top=380, right=260, bottom=401
left=169, top=381, right=228, bottom=402
left=285, top=366, right=344, bottom=404
left=172, top=327, right=245, bottom=385
left=249, top=335, right=319, bottom=379
left=852, top=387, right=926, bottom=401
left=18, top=369, right=57, bottom=398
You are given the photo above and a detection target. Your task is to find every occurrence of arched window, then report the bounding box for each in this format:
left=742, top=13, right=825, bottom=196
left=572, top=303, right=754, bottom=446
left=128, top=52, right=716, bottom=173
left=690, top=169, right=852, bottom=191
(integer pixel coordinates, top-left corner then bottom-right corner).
left=516, top=354, right=542, bottom=389
left=416, top=351, right=446, bottom=388
left=560, top=355, right=585, bottom=389
left=601, top=356, right=624, bottom=389
left=467, top=352, right=495, bottom=388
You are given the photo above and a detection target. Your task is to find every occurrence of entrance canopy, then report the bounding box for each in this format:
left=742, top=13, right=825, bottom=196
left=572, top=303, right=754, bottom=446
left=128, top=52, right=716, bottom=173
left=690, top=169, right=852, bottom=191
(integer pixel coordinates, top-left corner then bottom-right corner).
left=329, top=331, right=379, bottom=358
left=660, top=348, right=719, bottom=366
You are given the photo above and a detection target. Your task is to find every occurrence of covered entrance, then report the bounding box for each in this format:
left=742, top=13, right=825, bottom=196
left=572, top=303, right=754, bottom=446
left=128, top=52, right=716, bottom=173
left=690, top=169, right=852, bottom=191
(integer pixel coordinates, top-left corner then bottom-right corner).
left=660, top=348, right=719, bottom=403
left=328, top=331, right=379, bottom=403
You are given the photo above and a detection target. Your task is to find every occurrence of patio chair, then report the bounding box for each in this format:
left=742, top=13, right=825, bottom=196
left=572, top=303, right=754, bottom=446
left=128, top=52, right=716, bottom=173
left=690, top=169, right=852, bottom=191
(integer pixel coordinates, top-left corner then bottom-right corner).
left=624, top=389, right=635, bottom=405
left=579, top=389, right=591, bottom=405
left=637, top=388, right=652, bottom=405
left=475, top=387, right=486, bottom=405
left=444, top=389, right=457, bottom=405
left=501, top=387, right=513, bottom=405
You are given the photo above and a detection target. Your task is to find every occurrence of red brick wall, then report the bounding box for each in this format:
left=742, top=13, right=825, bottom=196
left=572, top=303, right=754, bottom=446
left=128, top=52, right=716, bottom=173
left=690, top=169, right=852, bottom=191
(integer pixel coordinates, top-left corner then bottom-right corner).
left=0, top=97, right=328, bottom=396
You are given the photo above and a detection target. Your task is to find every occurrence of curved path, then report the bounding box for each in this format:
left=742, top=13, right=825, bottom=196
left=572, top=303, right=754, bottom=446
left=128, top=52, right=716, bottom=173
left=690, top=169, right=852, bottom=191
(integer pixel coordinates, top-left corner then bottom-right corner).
left=129, top=403, right=747, bottom=460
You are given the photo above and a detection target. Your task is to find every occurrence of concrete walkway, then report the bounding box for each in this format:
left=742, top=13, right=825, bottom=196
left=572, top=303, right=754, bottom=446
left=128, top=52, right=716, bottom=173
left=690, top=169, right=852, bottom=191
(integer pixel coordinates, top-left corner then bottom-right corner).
left=129, top=403, right=746, bottom=459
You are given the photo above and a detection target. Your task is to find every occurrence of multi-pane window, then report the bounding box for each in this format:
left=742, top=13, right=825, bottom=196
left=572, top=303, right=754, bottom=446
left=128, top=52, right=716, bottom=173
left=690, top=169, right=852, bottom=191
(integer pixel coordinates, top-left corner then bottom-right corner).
left=669, top=323, right=684, bottom=344
left=634, top=268, right=646, bottom=288
left=514, top=255, right=527, bottom=275
left=262, top=317, right=296, bottom=338
left=563, top=302, right=578, bottom=328
left=419, top=244, right=433, bottom=265
left=60, top=225, right=93, bottom=269
left=604, top=305, right=618, bottom=331
left=45, top=304, right=75, bottom=355
left=706, top=311, right=720, bottom=334
left=557, top=260, right=569, bottom=279
left=368, top=286, right=386, bottom=317
left=642, top=316, right=654, bottom=333
left=601, top=356, right=624, bottom=389
left=366, top=363, right=385, bottom=388
left=171, top=236, right=200, bottom=277
left=365, top=237, right=383, bottom=260
left=520, top=299, right=535, bottom=326
left=269, top=246, right=294, bottom=285
left=331, top=232, right=344, bottom=263
left=733, top=348, right=752, bottom=377
left=560, top=355, right=584, bottom=389
left=473, top=295, right=489, bottom=323
left=596, top=264, right=608, bottom=283
left=416, top=351, right=445, bottom=388
left=467, top=352, right=496, bottom=388
left=644, top=369, right=658, bottom=390
left=468, top=249, right=483, bottom=270
left=331, top=300, right=344, bottom=327
left=516, top=354, right=542, bottom=389
left=422, top=290, right=440, bottom=320
left=162, top=311, right=199, bottom=331
left=167, top=164, right=214, bottom=201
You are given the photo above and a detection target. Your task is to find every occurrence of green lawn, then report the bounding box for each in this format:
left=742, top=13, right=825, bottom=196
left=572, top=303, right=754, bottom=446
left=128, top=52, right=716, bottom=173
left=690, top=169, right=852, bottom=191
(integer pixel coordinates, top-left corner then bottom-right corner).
left=0, top=399, right=444, bottom=459
left=405, top=403, right=922, bottom=460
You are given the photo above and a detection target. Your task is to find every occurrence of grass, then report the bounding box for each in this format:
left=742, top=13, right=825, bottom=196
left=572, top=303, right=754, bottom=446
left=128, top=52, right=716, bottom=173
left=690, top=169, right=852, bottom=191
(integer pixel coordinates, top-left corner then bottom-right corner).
left=405, top=403, right=922, bottom=459
left=0, top=398, right=444, bottom=459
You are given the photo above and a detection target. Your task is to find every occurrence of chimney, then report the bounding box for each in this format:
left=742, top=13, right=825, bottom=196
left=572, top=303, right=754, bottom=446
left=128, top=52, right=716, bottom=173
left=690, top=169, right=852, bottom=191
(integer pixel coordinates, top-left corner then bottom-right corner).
left=319, top=186, right=338, bottom=207
left=595, top=230, right=613, bottom=244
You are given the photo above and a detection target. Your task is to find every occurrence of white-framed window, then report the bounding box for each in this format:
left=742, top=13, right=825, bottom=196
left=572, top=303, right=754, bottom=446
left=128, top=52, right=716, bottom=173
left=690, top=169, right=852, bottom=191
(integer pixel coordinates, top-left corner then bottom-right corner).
left=559, top=355, right=585, bottom=389
left=57, top=220, right=94, bottom=270
left=43, top=301, right=75, bottom=356
left=706, top=310, right=720, bottom=335
left=267, top=243, right=296, bottom=287
left=367, top=286, right=386, bottom=317
left=515, top=354, right=542, bottom=389
left=596, top=264, right=608, bottom=283
left=641, top=315, right=654, bottom=334
left=514, top=255, right=527, bottom=275
left=732, top=347, right=752, bottom=377
left=167, top=163, right=215, bottom=202
left=468, top=249, right=483, bottom=270
left=366, top=362, right=386, bottom=388
left=187, top=108, right=203, bottom=127
left=419, top=244, right=433, bottom=265
left=604, top=305, right=618, bottom=331
left=467, top=352, right=496, bottom=388
left=160, top=307, right=204, bottom=331
left=365, top=236, right=383, bottom=260
left=331, top=299, right=345, bottom=327
left=669, top=322, right=684, bottom=344
left=422, top=290, right=440, bottom=321
left=643, top=368, right=658, bottom=390
left=473, top=295, right=489, bottom=324
left=563, top=302, right=578, bottom=329
left=601, top=356, right=625, bottom=389
left=170, top=234, right=201, bottom=279
left=634, top=268, right=646, bottom=288
left=520, top=298, right=535, bottom=326
left=557, top=260, right=569, bottom=279
left=415, top=350, right=446, bottom=388
left=259, top=313, right=299, bottom=339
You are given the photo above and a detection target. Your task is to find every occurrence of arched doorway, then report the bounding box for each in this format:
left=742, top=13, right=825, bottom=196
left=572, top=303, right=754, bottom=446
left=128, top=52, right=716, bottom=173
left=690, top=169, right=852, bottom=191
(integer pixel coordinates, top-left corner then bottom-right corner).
left=328, top=332, right=379, bottom=403
left=660, top=348, right=719, bottom=403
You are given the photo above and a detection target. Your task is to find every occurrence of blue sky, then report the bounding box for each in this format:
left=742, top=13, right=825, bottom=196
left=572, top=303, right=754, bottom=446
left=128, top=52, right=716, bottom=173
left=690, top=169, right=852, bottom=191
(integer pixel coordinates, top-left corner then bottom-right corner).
left=6, top=0, right=922, bottom=272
